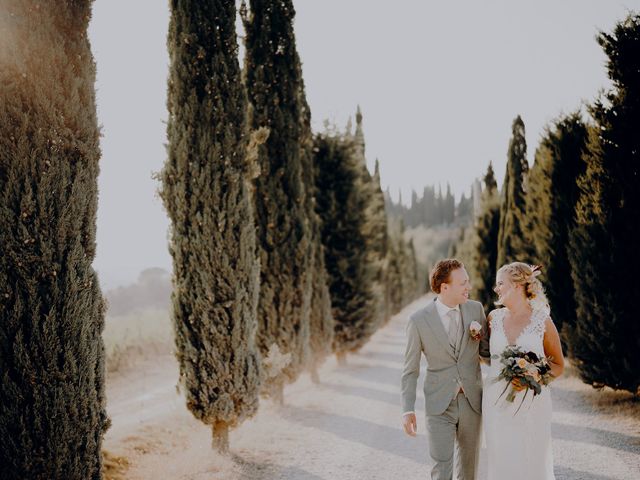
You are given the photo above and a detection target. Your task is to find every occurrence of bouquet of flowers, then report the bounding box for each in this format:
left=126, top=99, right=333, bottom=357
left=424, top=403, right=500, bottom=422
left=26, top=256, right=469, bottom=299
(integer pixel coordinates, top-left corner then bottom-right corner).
left=492, top=345, right=553, bottom=413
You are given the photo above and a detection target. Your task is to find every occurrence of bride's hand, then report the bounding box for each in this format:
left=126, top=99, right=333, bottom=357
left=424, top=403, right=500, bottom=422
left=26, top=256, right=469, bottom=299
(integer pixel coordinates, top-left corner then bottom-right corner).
left=511, top=378, right=526, bottom=391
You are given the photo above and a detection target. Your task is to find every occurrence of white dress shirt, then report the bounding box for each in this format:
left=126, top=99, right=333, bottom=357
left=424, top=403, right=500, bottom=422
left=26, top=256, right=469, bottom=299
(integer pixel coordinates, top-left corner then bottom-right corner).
left=434, top=297, right=461, bottom=335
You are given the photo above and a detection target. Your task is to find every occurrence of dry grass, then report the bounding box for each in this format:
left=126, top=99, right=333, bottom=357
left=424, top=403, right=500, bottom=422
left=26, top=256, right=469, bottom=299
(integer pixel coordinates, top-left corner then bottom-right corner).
left=102, top=450, right=130, bottom=480
left=563, top=361, right=640, bottom=420
left=102, top=308, right=173, bottom=375
left=584, top=388, right=640, bottom=419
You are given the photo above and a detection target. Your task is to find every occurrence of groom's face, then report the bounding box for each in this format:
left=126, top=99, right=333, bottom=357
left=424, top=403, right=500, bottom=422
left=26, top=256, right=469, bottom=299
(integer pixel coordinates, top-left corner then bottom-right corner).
left=442, top=267, right=470, bottom=305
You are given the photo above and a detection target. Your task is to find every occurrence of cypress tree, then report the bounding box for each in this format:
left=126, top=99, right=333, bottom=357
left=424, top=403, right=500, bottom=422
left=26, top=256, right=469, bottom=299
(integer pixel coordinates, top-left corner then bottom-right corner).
left=423, top=186, right=436, bottom=226
left=436, top=185, right=444, bottom=225
left=386, top=223, right=405, bottom=315
left=160, top=0, right=261, bottom=451
left=407, top=238, right=426, bottom=296
left=472, top=163, right=501, bottom=311
left=313, top=132, right=378, bottom=362
left=295, top=25, right=333, bottom=384
left=568, top=14, right=640, bottom=393
left=526, top=113, right=588, bottom=335
left=401, top=236, right=420, bottom=305
left=386, top=217, right=419, bottom=312
left=484, top=161, right=498, bottom=193
left=410, top=190, right=419, bottom=227
left=456, top=191, right=473, bottom=223
left=496, top=116, right=530, bottom=268
left=0, top=1, right=108, bottom=477
left=307, top=227, right=333, bottom=383
left=369, top=160, right=391, bottom=324
left=444, top=184, right=455, bottom=224
left=353, top=111, right=388, bottom=329
left=243, top=0, right=313, bottom=398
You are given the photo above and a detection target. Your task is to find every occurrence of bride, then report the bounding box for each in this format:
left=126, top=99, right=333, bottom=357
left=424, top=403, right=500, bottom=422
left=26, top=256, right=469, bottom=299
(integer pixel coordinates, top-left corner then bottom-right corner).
left=483, top=262, right=565, bottom=480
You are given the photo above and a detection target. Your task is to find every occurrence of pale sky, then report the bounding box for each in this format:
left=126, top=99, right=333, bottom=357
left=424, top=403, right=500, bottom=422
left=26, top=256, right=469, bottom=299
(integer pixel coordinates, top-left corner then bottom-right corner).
left=88, top=0, right=640, bottom=289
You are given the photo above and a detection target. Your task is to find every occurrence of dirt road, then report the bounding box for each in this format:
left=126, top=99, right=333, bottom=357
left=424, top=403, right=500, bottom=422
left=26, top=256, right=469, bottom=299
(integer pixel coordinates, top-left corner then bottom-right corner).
left=104, top=296, right=640, bottom=479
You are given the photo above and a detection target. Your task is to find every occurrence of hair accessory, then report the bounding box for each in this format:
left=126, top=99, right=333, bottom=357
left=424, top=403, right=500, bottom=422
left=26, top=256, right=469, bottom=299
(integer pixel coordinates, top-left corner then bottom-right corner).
left=529, top=265, right=542, bottom=278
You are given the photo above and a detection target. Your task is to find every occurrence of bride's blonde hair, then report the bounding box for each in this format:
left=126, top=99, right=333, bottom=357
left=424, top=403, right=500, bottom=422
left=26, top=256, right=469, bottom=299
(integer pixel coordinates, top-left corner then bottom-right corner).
left=496, top=262, right=549, bottom=312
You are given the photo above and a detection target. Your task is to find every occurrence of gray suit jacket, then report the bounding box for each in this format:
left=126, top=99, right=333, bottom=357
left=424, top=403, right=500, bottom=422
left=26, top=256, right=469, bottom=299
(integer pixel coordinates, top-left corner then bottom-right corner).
left=401, top=298, right=490, bottom=416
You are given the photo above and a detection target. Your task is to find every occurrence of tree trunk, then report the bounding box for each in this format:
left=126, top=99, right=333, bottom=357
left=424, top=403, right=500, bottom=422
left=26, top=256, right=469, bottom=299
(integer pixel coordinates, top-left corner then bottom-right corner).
left=272, top=383, right=285, bottom=406
left=336, top=351, right=347, bottom=367
left=212, top=422, right=229, bottom=454
left=310, top=363, right=320, bottom=384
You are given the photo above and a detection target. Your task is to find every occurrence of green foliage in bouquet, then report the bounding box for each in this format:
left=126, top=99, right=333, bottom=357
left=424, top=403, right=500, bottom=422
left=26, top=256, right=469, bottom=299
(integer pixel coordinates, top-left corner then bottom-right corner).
left=492, top=346, right=553, bottom=414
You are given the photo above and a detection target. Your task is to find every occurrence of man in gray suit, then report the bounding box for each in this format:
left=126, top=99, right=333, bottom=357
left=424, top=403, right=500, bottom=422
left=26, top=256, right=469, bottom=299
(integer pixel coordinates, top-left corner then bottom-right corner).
left=401, top=259, right=490, bottom=479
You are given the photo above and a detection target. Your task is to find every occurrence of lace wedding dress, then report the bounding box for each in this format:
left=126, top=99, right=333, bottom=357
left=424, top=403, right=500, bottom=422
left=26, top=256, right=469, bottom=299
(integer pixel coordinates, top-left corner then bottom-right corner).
left=483, top=307, right=555, bottom=480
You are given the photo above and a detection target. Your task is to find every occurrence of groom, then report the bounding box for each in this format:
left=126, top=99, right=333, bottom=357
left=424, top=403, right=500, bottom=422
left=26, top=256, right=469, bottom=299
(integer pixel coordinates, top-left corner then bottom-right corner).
left=401, top=259, right=490, bottom=480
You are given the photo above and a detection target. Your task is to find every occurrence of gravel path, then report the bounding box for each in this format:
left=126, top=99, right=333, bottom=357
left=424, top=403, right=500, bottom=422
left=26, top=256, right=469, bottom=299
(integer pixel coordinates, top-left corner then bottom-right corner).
left=104, top=296, right=640, bottom=479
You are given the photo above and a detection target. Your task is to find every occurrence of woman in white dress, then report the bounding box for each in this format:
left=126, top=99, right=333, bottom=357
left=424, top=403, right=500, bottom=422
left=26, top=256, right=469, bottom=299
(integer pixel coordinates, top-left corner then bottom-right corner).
left=483, top=262, right=565, bottom=480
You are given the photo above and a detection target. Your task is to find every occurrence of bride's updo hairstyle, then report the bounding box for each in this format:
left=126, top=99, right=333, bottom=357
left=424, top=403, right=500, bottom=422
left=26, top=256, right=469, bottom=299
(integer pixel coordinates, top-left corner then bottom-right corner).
left=497, top=262, right=550, bottom=311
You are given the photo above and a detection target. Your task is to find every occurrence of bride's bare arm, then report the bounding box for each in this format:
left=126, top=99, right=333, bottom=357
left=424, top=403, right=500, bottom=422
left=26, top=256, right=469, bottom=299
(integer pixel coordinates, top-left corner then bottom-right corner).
left=543, top=318, right=565, bottom=379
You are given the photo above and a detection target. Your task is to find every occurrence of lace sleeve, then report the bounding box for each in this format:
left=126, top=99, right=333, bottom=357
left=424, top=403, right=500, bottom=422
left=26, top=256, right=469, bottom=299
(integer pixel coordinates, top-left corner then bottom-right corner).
left=488, top=308, right=504, bottom=330
left=530, top=309, right=549, bottom=338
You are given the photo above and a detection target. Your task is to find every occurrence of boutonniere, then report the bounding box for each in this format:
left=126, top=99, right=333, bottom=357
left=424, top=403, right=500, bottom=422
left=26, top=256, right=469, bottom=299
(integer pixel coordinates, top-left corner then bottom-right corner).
left=469, top=321, right=483, bottom=341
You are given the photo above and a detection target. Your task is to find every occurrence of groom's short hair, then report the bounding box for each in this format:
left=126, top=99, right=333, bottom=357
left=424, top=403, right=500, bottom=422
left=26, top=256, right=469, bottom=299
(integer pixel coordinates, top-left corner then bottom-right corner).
left=430, top=259, right=464, bottom=293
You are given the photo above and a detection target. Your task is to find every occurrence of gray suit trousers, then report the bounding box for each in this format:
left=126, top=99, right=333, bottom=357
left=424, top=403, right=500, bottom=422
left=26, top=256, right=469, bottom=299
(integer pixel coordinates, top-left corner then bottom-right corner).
left=426, top=393, right=481, bottom=480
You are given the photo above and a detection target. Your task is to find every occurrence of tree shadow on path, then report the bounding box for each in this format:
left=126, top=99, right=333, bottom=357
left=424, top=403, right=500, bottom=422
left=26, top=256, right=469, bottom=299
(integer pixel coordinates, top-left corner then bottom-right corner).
left=337, top=363, right=404, bottom=389
left=552, top=422, right=640, bottom=455
left=279, top=405, right=427, bottom=465
left=554, top=465, right=621, bottom=480
left=231, top=453, right=328, bottom=480
left=356, top=350, right=405, bottom=364
left=320, top=382, right=425, bottom=412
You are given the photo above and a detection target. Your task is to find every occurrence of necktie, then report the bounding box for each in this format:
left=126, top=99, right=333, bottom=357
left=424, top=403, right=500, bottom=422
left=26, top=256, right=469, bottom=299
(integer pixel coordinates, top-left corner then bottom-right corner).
left=448, top=309, right=461, bottom=355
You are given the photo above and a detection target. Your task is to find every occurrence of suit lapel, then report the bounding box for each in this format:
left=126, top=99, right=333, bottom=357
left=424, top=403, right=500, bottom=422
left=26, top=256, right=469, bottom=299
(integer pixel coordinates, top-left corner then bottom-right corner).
left=458, top=302, right=472, bottom=357
left=424, top=299, right=456, bottom=360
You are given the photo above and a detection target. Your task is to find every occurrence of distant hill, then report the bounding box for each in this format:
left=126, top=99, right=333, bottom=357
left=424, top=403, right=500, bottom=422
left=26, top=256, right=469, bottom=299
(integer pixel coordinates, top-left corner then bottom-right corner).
left=104, top=267, right=171, bottom=316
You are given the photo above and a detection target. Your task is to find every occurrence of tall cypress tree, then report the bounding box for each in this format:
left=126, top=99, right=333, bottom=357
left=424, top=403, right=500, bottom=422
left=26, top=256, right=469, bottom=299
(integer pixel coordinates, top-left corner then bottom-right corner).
left=444, top=184, right=455, bottom=224
left=370, top=159, right=391, bottom=324
left=386, top=220, right=405, bottom=315
left=385, top=216, right=420, bottom=313
left=0, top=1, right=108, bottom=477
left=313, top=132, right=378, bottom=362
left=353, top=111, right=389, bottom=329
left=295, top=24, right=333, bottom=384
left=436, top=185, right=444, bottom=225
left=160, top=0, right=261, bottom=451
left=401, top=236, right=420, bottom=305
left=456, top=192, right=473, bottom=222
left=526, top=113, right=588, bottom=335
left=243, top=0, right=313, bottom=397
left=497, top=116, right=530, bottom=268
left=472, top=163, right=501, bottom=311
left=423, top=186, right=436, bottom=226
left=568, top=14, right=640, bottom=393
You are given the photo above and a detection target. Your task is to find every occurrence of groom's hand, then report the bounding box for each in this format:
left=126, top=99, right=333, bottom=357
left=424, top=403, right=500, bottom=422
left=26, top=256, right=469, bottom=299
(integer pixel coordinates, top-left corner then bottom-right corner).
left=402, top=412, right=417, bottom=437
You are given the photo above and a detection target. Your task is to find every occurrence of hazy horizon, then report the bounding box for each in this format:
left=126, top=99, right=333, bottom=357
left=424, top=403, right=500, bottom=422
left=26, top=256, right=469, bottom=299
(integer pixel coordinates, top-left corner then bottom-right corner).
left=88, top=0, right=640, bottom=289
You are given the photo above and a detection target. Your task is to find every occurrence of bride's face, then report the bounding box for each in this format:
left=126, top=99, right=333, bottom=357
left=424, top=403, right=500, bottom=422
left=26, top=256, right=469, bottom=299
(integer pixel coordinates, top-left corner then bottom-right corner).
left=494, top=272, right=518, bottom=304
